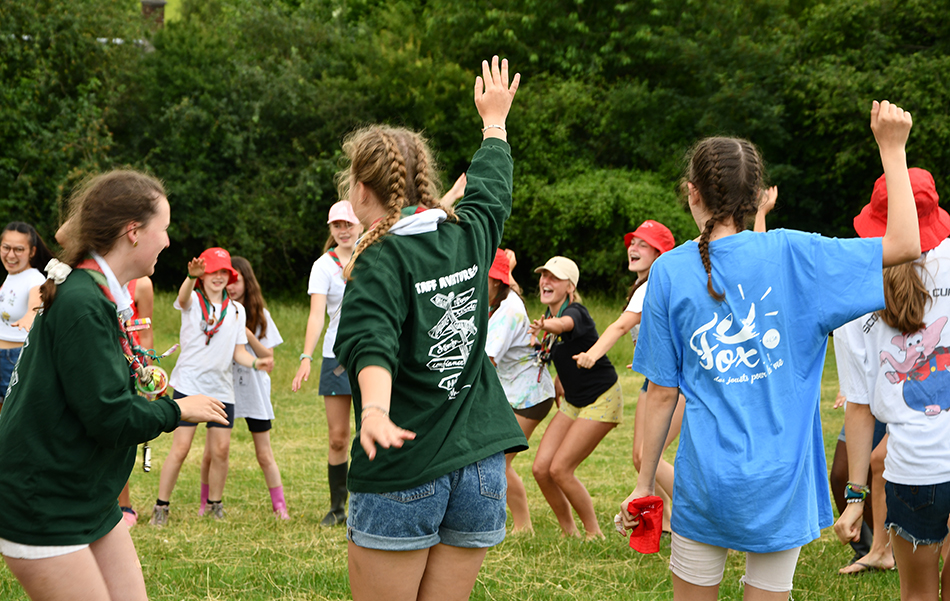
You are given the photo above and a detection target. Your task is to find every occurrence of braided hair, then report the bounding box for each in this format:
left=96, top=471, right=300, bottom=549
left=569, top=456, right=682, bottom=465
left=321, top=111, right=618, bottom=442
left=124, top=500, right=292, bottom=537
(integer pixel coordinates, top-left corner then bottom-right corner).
left=685, top=137, right=764, bottom=301
left=339, top=126, right=454, bottom=279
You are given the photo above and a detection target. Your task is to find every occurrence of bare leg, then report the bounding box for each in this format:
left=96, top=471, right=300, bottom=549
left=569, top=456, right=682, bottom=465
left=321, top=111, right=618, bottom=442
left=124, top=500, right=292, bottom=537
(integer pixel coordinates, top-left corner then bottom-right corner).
left=251, top=430, right=283, bottom=488
left=206, top=427, right=232, bottom=501
left=118, top=481, right=132, bottom=508
left=348, top=542, right=428, bottom=601
left=325, top=395, right=352, bottom=466
left=157, top=425, right=198, bottom=502
left=672, top=573, right=719, bottom=601
left=417, top=544, right=490, bottom=601
left=506, top=414, right=542, bottom=532
left=891, top=530, right=941, bottom=601
left=548, top=418, right=616, bottom=539
left=4, top=522, right=147, bottom=601
left=532, top=411, right=580, bottom=536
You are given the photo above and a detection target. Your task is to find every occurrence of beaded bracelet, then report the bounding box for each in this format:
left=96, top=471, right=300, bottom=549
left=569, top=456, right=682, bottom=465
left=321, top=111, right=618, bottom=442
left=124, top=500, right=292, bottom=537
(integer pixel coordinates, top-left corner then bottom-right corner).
left=845, top=482, right=869, bottom=503
left=481, top=124, right=506, bottom=134
left=361, top=405, right=389, bottom=422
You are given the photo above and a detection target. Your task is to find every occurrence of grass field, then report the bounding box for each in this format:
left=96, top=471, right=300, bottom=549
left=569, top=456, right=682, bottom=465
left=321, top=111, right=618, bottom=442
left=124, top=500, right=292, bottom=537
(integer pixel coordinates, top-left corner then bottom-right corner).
left=0, top=291, right=910, bottom=600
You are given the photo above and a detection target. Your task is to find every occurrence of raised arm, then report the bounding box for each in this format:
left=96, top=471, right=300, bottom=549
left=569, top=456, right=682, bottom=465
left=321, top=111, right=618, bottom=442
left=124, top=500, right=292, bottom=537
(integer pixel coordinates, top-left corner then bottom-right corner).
left=178, top=258, right=205, bottom=310
left=474, top=56, right=520, bottom=143
left=872, top=100, right=920, bottom=267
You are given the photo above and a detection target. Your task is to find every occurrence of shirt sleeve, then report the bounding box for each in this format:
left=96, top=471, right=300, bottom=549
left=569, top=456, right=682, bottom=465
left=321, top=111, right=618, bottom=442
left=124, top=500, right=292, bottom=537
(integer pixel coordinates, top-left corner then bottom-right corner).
left=308, top=256, right=332, bottom=296
left=485, top=303, right=519, bottom=359
left=631, top=260, right=680, bottom=388
left=334, top=244, right=407, bottom=376
left=55, top=300, right=181, bottom=448
left=259, top=309, right=283, bottom=349
left=811, top=236, right=885, bottom=333
left=834, top=319, right=872, bottom=405
left=454, top=139, right=513, bottom=266
left=561, top=304, right=594, bottom=342
left=626, top=281, right=648, bottom=314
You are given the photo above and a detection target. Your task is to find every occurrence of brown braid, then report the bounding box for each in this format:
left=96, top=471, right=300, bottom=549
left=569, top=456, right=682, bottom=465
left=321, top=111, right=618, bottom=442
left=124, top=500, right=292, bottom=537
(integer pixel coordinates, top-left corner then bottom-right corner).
left=685, top=137, right=764, bottom=302
left=410, top=134, right=458, bottom=222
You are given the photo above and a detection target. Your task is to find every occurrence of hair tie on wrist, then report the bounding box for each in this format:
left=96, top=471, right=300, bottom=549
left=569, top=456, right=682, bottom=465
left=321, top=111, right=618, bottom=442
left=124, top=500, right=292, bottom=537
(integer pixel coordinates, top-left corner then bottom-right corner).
left=252, top=359, right=258, bottom=370
left=187, top=274, right=198, bottom=280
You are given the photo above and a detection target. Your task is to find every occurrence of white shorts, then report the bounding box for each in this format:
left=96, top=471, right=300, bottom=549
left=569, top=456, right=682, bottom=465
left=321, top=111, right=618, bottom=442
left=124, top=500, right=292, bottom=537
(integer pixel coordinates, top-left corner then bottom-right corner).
left=670, top=532, right=801, bottom=592
left=0, top=537, right=89, bottom=560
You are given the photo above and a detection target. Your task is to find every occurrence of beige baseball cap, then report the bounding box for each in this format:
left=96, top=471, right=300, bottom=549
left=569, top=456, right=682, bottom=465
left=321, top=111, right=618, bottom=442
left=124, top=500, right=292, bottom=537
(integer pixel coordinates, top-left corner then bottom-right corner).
left=534, top=256, right=579, bottom=287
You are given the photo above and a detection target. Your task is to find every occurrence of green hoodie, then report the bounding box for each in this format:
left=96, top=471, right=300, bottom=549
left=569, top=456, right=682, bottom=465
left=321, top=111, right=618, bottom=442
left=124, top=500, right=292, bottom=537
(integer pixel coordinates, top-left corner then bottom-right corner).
left=0, top=269, right=181, bottom=545
left=335, top=138, right=528, bottom=493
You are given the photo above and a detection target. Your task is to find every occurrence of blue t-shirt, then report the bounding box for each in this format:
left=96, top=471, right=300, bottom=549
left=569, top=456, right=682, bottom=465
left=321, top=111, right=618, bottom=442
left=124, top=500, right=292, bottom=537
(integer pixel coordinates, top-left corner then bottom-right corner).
left=633, top=229, right=883, bottom=553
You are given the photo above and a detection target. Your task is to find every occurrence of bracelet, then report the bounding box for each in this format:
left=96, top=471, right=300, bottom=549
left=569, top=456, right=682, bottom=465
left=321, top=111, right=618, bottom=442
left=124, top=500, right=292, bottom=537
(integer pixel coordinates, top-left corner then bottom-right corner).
left=299, top=353, right=313, bottom=362
left=187, top=274, right=197, bottom=279
left=844, top=482, right=869, bottom=503
left=252, top=359, right=258, bottom=371
left=361, top=404, right=389, bottom=422
left=481, top=124, right=506, bottom=134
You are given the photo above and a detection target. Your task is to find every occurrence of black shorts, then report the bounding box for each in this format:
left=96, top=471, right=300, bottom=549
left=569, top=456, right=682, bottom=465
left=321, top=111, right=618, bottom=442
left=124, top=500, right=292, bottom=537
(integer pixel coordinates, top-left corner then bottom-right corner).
left=245, top=418, right=272, bottom=433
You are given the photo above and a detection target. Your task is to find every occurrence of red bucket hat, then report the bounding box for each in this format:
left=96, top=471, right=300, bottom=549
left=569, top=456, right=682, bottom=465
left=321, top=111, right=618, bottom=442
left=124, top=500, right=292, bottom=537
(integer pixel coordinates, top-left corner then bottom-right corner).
left=198, top=247, right=239, bottom=285
left=488, top=248, right=510, bottom=285
left=854, top=168, right=949, bottom=252
left=624, top=220, right=675, bottom=254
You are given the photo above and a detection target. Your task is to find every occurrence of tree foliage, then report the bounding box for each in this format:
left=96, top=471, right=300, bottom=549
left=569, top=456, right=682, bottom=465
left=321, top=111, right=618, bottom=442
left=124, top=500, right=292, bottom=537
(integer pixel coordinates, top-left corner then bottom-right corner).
left=2, top=0, right=949, bottom=294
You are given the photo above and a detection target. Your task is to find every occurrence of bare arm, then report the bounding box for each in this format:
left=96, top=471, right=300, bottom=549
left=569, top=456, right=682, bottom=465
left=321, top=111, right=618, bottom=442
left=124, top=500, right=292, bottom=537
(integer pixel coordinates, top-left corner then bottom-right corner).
left=871, top=100, right=920, bottom=267
left=619, top=383, right=678, bottom=529
left=291, top=293, right=327, bottom=391
left=753, top=186, right=778, bottom=233
left=178, top=258, right=205, bottom=310
left=233, top=344, right=273, bottom=373
left=11, top=285, right=42, bottom=332
left=528, top=315, right=575, bottom=338
left=245, top=328, right=273, bottom=358
left=833, top=402, right=876, bottom=544
left=357, top=365, right=415, bottom=460
left=575, top=311, right=639, bottom=369
left=136, top=277, right=154, bottom=351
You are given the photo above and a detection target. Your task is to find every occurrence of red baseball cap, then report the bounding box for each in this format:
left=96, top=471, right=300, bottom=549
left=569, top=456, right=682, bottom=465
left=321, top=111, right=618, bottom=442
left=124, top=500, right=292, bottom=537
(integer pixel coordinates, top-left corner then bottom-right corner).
left=199, top=247, right=239, bottom=285
left=854, top=168, right=949, bottom=252
left=624, top=220, right=675, bottom=254
left=488, top=248, right=510, bottom=285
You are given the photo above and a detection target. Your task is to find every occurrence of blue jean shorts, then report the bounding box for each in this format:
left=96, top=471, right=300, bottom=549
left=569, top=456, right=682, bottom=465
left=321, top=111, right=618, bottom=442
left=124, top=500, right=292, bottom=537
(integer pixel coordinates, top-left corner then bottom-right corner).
left=0, top=346, right=22, bottom=400
left=885, top=480, right=950, bottom=547
left=347, top=452, right=507, bottom=551
left=318, top=357, right=351, bottom=396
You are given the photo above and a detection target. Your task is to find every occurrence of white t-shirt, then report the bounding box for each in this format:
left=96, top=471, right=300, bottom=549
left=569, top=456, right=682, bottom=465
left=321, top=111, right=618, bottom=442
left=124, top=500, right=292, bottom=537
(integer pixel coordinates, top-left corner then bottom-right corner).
left=308, top=252, right=346, bottom=358
left=233, top=309, right=282, bottom=420
left=0, top=268, right=46, bottom=343
left=624, top=279, right=649, bottom=346
left=169, top=290, right=248, bottom=403
left=485, top=293, right=555, bottom=410
left=834, top=238, right=950, bottom=485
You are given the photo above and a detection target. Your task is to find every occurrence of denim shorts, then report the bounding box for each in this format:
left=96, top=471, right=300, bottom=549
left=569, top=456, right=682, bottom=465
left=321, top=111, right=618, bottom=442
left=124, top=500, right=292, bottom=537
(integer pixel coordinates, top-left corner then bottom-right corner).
left=318, top=356, right=351, bottom=396
left=347, top=452, right=507, bottom=551
left=0, top=346, right=22, bottom=400
left=885, top=480, right=950, bottom=547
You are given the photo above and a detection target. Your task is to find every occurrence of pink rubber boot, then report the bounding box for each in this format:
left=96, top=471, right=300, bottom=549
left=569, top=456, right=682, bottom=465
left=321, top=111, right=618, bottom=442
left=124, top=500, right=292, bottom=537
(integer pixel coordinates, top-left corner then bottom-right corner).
left=198, top=483, right=210, bottom=516
left=269, top=486, right=289, bottom=520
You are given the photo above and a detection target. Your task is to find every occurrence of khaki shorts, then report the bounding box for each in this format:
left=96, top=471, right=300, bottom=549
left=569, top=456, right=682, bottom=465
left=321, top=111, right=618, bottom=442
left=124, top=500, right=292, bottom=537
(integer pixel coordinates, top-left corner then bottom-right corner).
left=559, top=382, right=623, bottom=424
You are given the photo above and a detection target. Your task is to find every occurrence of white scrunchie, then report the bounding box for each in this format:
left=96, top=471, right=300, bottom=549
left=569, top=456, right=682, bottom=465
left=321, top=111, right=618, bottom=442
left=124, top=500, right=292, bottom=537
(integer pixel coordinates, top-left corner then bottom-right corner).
left=45, top=259, right=73, bottom=285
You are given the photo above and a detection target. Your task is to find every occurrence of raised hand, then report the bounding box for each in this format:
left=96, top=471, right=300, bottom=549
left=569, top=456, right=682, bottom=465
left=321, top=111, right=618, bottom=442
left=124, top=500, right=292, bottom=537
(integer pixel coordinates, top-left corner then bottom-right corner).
left=187, top=257, right=206, bottom=279
left=870, top=100, right=912, bottom=155
left=474, top=56, right=520, bottom=139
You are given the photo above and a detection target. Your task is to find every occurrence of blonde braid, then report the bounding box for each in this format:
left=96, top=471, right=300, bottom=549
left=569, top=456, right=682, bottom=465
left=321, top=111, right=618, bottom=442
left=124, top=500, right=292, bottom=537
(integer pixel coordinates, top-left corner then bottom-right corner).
left=411, top=135, right=458, bottom=222
left=343, top=209, right=401, bottom=280
left=380, top=131, right=409, bottom=210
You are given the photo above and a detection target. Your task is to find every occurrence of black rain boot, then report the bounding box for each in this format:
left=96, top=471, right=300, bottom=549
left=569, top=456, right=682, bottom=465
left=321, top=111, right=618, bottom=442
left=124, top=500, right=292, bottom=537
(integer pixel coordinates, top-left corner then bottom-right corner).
left=320, top=462, right=348, bottom=527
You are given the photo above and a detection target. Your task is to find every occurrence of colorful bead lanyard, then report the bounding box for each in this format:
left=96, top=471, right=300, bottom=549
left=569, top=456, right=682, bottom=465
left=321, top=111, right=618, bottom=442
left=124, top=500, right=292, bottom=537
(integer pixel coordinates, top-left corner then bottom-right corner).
left=196, top=287, right=229, bottom=345
left=536, top=299, right=569, bottom=381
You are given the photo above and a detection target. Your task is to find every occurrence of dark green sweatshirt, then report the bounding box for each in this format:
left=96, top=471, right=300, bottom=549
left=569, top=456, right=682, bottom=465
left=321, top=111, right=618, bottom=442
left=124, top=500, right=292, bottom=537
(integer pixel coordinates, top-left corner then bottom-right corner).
left=335, top=138, right=528, bottom=493
left=0, top=269, right=181, bottom=545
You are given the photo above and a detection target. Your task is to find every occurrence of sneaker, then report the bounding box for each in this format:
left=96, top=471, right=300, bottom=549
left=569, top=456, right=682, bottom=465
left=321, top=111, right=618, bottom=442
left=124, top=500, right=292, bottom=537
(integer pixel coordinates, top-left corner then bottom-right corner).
left=208, top=501, right=225, bottom=520
left=121, top=506, right=138, bottom=528
left=149, top=504, right=169, bottom=527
